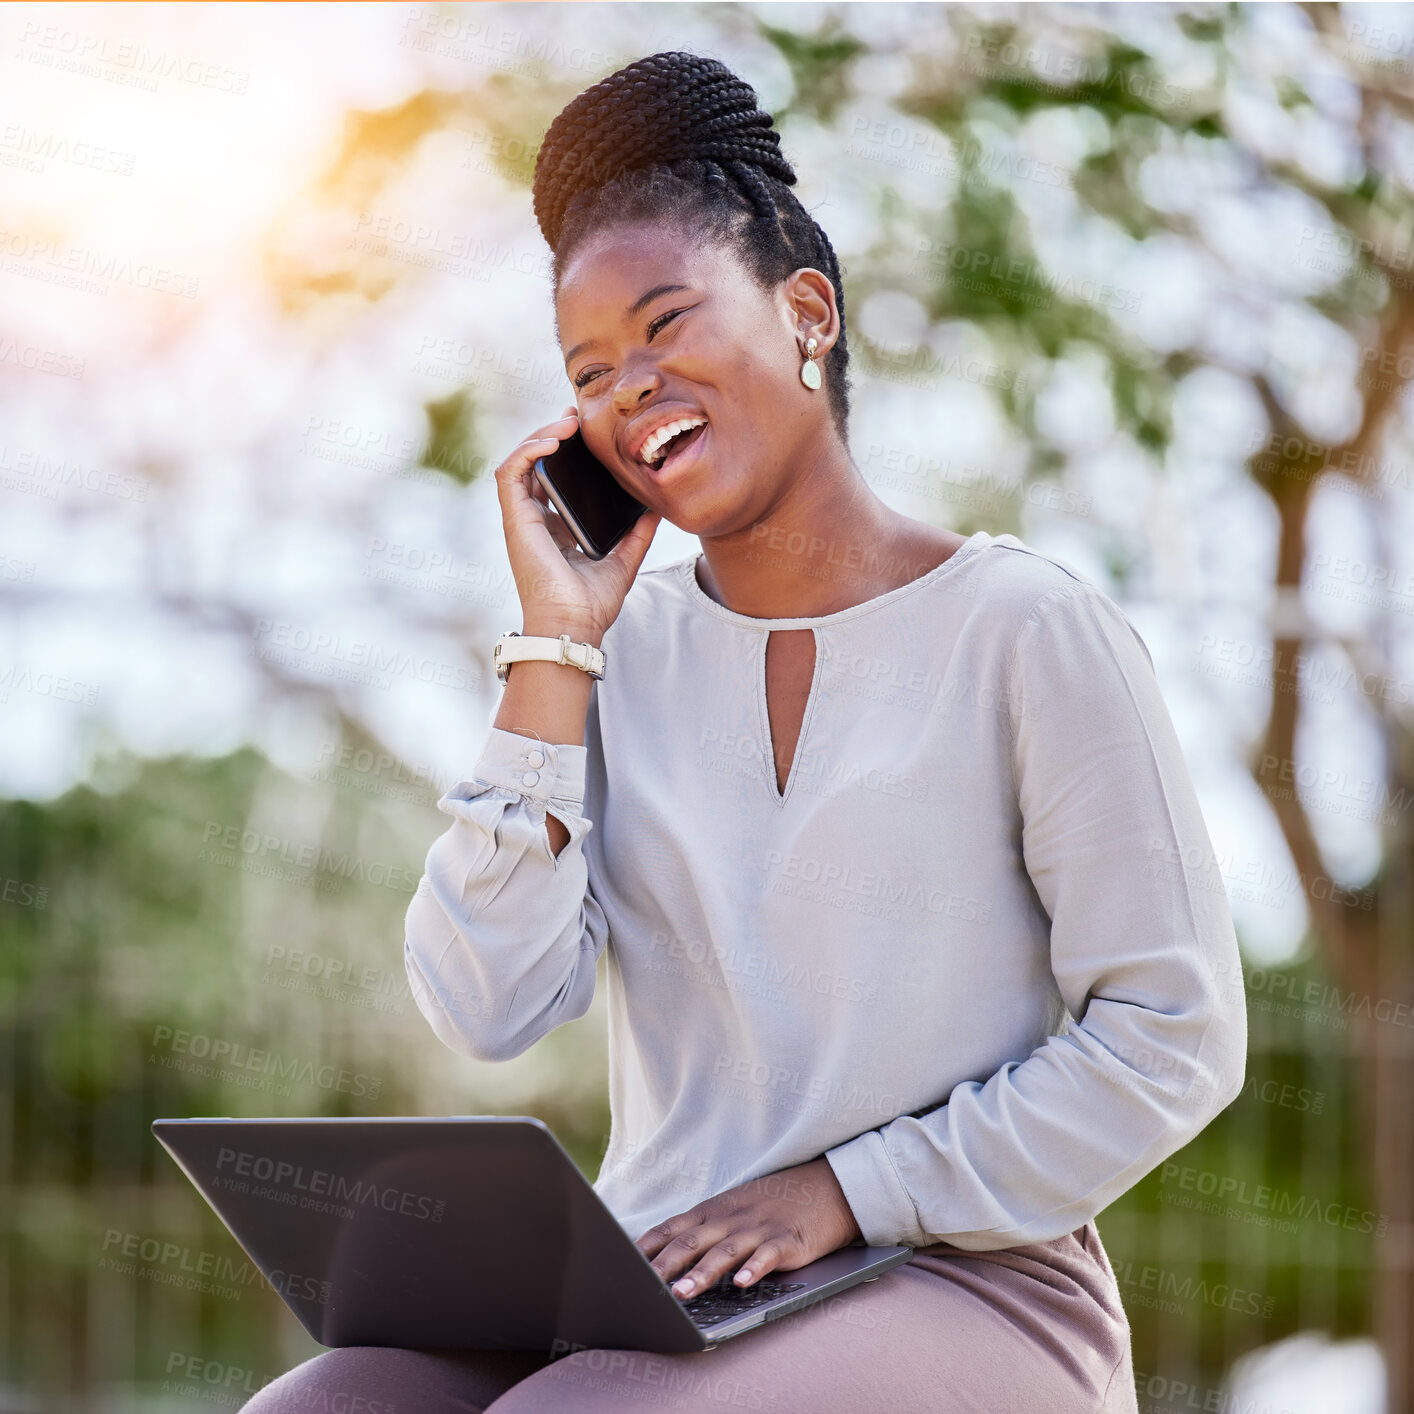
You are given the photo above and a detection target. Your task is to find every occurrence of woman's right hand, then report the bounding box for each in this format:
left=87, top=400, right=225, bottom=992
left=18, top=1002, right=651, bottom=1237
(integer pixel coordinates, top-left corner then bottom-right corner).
left=494, top=404, right=663, bottom=639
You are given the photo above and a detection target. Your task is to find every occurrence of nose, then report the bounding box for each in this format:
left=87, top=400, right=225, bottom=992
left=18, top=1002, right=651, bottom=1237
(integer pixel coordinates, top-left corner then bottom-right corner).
left=611, top=369, right=659, bottom=416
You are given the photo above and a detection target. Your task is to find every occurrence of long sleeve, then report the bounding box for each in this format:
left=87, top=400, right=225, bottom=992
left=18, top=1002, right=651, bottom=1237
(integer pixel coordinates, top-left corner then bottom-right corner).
left=823, top=581, right=1248, bottom=1251
left=404, top=725, right=610, bottom=1064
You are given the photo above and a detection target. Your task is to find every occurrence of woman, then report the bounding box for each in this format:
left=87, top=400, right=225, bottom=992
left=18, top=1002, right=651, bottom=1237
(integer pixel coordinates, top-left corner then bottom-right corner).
left=245, top=50, right=1245, bottom=1413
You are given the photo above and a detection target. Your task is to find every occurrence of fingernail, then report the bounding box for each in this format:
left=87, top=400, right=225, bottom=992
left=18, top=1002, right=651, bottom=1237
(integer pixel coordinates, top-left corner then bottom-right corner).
left=673, top=1278, right=694, bottom=1296
left=735, top=1268, right=752, bottom=1284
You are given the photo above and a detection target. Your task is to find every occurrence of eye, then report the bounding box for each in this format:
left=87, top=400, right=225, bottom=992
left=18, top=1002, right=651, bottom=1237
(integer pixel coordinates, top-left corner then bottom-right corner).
left=573, top=308, right=686, bottom=390
left=646, top=307, right=683, bottom=339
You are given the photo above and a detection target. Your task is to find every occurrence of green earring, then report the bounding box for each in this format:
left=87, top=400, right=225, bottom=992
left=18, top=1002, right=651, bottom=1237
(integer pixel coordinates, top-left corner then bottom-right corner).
left=800, top=336, right=821, bottom=390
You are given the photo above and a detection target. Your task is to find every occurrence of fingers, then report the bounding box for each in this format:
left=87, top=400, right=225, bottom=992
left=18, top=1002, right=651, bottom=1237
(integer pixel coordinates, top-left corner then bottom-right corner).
left=638, top=1212, right=785, bottom=1297
left=728, top=1235, right=784, bottom=1288
left=666, top=1229, right=782, bottom=1297
left=521, top=414, right=578, bottom=466
left=493, top=410, right=579, bottom=489
left=531, top=407, right=577, bottom=501
left=634, top=1215, right=695, bottom=1262
left=540, top=503, right=578, bottom=555
left=493, top=411, right=582, bottom=540
left=508, top=403, right=573, bottom=460
left=633, top=1163, right=851, bottom=1302
left=606, top=506, right=662, bottom=575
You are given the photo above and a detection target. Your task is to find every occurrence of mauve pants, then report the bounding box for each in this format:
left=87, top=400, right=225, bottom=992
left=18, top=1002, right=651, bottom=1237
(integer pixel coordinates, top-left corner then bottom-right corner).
left=240, top=1221, right=1138, bottom=1413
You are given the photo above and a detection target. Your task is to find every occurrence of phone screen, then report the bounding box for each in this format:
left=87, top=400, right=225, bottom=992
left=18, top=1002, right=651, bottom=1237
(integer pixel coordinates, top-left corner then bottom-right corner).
left=534, top=429, right=647, bottom=561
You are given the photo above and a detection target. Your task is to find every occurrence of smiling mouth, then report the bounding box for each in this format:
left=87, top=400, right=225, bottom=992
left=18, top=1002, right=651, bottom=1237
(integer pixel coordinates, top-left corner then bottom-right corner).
left=646, top=421, right=707, bottom=475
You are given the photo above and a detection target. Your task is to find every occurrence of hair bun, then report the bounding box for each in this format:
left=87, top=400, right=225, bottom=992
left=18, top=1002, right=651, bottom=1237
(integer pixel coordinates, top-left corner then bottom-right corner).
left=532, top=50, right=796, bottom=251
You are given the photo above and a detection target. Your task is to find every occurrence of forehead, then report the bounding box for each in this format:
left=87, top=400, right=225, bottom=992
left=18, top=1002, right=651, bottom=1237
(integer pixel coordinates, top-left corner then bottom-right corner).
left=555, top=226, right=736, bottom=327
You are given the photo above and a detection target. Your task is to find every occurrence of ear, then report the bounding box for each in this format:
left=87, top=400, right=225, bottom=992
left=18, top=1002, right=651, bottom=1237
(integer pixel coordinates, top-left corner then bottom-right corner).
left=780, top=267, right=839, bottom=357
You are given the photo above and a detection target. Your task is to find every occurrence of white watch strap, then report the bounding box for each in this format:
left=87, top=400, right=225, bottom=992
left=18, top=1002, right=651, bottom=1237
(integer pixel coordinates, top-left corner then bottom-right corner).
left=495, top=632, right=605, bottom=684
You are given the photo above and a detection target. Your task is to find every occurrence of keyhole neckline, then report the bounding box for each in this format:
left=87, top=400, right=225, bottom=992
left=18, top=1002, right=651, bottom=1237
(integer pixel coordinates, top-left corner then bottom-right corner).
left=761, top=627, right=822, bottom=806
left=680, top=530, right=992, bottom=631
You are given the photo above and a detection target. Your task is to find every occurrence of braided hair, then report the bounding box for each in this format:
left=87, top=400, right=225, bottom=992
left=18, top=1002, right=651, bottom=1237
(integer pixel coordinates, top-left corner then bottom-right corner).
left=532, top=50, right=853, bottom=439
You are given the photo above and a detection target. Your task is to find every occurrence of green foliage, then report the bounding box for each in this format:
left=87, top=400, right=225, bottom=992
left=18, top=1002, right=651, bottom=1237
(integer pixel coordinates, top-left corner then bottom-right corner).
left=422, top=387, right=481, bottom=485
left=759, top=19, right=868, bottom=127
left=1103, top=988, right=1375, bottom=1371
left=0, top=743, right=608, bottom=1404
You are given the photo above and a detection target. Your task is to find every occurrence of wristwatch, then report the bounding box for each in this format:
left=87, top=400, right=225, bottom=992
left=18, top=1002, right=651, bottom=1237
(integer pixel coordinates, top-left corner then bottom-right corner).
left=494, top=631, right=606, bottom=685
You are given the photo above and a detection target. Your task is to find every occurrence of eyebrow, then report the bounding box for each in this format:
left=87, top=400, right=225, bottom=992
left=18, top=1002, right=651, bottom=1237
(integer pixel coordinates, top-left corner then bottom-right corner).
left=563, top=283, right=692, bottom=368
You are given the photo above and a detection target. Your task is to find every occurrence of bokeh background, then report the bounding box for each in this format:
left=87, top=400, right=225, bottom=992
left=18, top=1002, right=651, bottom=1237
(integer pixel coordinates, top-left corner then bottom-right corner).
left=3, top=1, right=1413, bottom=1409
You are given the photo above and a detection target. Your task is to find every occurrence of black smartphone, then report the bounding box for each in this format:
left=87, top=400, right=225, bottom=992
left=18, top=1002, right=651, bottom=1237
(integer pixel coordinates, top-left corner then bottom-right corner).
left=533, top=429, right=647, bottom=561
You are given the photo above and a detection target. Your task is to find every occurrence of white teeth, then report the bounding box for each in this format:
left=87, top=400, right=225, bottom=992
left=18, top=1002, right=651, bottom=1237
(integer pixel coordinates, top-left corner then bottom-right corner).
left=640, top=416, right=706, bottom=465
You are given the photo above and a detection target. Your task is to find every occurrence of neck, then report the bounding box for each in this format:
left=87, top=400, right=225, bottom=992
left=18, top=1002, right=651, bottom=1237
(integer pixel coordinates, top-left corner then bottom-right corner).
left=694, top=449, right=928, bottom=619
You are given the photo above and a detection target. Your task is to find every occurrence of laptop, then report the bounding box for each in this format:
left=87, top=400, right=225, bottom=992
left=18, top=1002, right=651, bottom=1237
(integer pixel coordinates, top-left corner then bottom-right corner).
left=151, top=1116, right=914, bottom=1356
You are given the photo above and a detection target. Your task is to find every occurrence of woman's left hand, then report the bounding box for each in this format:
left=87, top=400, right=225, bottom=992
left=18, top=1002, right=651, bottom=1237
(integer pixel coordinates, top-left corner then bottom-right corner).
left=633, top=1156, right=863, bottom=1298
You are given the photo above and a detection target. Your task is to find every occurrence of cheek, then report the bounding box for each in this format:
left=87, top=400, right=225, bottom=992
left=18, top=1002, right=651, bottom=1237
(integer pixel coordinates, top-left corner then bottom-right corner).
left=700, top=340, right=772, bottom=414
left=749, top=324, right=796, bottom=391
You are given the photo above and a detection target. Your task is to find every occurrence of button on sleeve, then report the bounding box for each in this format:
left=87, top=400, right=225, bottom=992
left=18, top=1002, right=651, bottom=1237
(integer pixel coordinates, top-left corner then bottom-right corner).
left=460, top=726, right=587, bottom=810
left=402, top=725, right=606, bottom=1064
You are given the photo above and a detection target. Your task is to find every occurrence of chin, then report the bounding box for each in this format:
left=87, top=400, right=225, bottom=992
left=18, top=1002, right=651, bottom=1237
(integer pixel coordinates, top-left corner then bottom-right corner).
left=655, top=501, right=735, bottom=540
left=652, top=479, right=755, bottom=539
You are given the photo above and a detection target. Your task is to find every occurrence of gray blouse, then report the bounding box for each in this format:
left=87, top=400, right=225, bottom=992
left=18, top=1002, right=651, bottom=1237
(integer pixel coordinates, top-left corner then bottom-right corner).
left=403, top=530, right=1247, bottom=1250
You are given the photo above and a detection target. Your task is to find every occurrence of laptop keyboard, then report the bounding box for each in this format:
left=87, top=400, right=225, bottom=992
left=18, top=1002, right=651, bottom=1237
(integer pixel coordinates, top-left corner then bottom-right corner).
left=679, top=1275, right=808, bottom=1327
